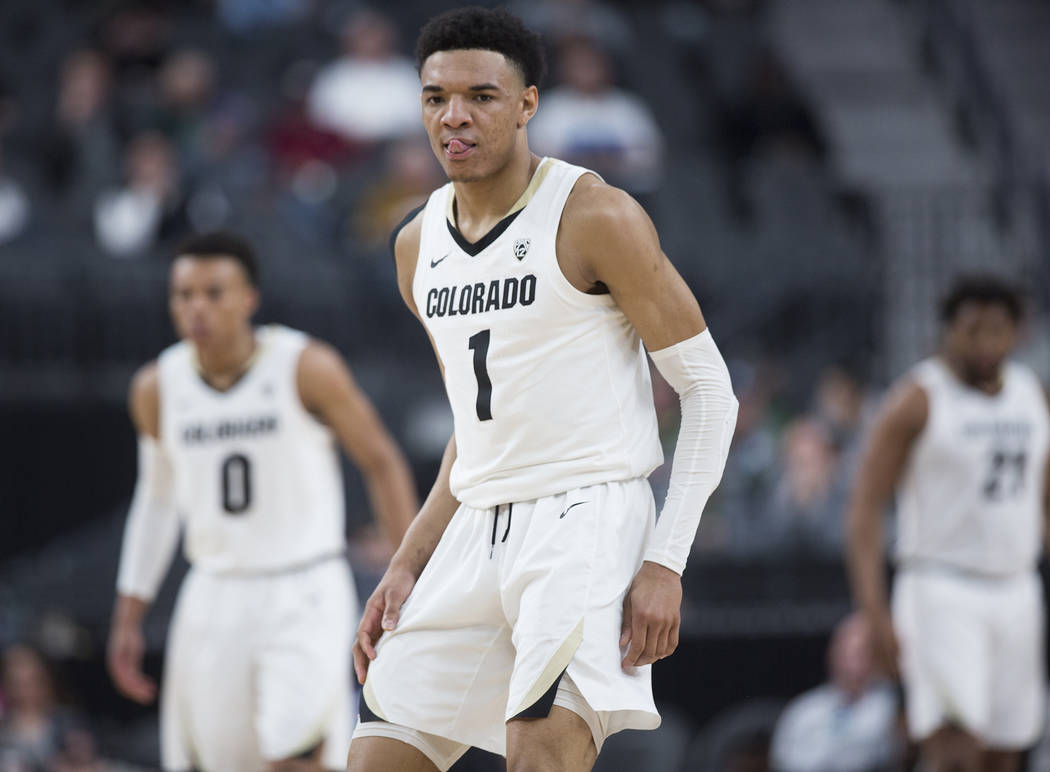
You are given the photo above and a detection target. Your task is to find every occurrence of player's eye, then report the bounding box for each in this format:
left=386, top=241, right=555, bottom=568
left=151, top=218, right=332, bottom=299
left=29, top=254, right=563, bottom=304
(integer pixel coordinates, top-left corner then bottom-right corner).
left=475, top=94, right=493, bottom=102
left=426, top=95, right=444, bottom=105
left=207, top=288, right=222, bottom=301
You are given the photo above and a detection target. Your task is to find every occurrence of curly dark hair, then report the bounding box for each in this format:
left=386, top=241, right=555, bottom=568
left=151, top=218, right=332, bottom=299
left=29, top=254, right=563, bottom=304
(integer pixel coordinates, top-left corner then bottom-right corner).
left=415, top=6, right=546, bottom=88
left=175, top=230, right=259, bottom=287
left=940, top=273, right=1024, bottom=323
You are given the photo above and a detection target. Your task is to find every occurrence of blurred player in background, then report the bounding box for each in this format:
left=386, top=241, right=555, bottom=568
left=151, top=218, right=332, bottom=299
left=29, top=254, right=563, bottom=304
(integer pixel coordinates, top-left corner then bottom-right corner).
left=106, top=231, right=418, bottom=771
left=348, top=7, right=738, bottom=772
left=848, top=276, right=1049, bottom=772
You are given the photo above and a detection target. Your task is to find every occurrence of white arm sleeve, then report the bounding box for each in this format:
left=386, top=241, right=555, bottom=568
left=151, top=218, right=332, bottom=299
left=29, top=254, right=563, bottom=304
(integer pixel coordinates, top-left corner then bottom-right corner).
left=115, top=436, right=180, bottom=602
left=646, top=329, right=738, bottom=575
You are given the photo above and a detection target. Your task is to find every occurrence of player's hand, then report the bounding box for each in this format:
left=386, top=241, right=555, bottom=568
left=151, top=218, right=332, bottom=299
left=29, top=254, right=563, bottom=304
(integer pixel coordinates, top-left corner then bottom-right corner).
left=867, top=606, right=900, bottom=678
left=353, top=566, right=416, bottom=684
left=620, top=560, right=682, bottom=669
left=107, top=621, right=156, bottom=704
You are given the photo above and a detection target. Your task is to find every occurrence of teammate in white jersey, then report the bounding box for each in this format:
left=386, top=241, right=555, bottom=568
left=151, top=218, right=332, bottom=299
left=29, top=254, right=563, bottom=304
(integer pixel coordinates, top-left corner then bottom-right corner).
left=848, top=276, right=1050, bottom=772
left=348, top=8, right=738, bottom=772
left=106, top=231, right=418, bottom=771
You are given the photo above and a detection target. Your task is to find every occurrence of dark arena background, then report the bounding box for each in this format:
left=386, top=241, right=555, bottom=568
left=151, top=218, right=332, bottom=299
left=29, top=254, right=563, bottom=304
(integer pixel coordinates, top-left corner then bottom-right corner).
left=2, top=0, right=1050, bottom=770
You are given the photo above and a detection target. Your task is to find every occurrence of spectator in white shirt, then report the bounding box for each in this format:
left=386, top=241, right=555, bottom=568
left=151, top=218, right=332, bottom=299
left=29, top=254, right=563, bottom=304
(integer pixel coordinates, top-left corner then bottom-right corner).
left=528, top=36, right=664, bottom=196
left=771, top=612, right=902, bottom=772
left=306, top=9, right=420, bottom=146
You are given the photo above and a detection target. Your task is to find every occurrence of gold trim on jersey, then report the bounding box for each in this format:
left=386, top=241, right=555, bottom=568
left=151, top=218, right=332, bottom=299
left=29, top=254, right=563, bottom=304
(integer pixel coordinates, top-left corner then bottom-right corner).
left=511, top=616, right=584, bottom=717
left=362, top=679, right=389, bottom=721
left=190, top=325, right=270, bottom=390
left=446, top=157, right=554, bottom=227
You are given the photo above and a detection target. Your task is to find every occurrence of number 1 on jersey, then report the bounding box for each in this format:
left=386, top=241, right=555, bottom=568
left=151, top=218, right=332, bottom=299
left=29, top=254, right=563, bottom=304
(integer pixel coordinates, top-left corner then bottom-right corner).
left=468, top=329, right=493, bottom=421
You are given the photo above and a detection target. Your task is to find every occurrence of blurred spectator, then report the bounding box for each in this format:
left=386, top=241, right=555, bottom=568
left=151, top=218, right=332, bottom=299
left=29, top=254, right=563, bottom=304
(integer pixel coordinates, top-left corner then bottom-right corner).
left=102, top=5, right=172, bottom=138
left=509, top=0, right=634, bottom=54
left=712, top=359, right=782, bottom=554
left=715, top=50, right=826, bottom=218
left=687, top=699, right=782, bottom=772
left=350, top=137, right=443, bottom=250
left=760, top=417, right=846, bottom=557
left=156, top=49, right=217, bottom=173
left=0, top=73, right=18, bottom=140
left=94, top=132, right=187, bottom=257
left=718, top=50, right=825, bottom=167
left=217, top=0, right=311, bottom=34
left=770, top=613, right=901, bottom=772
left=812, top=366, right=868, bottom=471
left=39, top=50, right=120, bottom=208
left=0, top=644, right=101, bottom=771
left=0, top=142, right=29, bottom=245
left=528, top=37, right=663, bottom=196
left=306, top=9, right=420, bottom=146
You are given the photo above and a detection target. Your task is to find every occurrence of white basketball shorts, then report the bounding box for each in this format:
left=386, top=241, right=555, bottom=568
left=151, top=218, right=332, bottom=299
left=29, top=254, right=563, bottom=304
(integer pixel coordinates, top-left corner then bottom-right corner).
left=893, top=566, right=1045, bottom=748
left=357, top=478, right=662, bottom=759
left=161, top=556, right=358, bottom=771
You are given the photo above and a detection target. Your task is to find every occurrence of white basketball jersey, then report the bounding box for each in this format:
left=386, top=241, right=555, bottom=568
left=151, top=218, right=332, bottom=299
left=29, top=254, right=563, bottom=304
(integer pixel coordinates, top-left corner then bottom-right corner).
left=158, top=325, right=345, bottom=572
left=412, top=157, right=663, bottom=508
left=896, top=357, right=1050, bottom=574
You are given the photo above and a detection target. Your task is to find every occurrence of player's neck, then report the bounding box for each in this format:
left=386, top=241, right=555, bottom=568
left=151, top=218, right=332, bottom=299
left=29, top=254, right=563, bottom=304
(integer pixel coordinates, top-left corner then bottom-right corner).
left=941, top=352, right=1003, bottom=395
left=451, top=151, right=541, bottom=235
left=195, top=327, right=258, bottom=389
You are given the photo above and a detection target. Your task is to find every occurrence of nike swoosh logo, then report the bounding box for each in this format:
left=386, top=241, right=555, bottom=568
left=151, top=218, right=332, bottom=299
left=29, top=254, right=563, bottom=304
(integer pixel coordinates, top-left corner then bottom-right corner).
left=430, top=253, right=450, bottom=268
left=559, top=501, right=588, bottom=519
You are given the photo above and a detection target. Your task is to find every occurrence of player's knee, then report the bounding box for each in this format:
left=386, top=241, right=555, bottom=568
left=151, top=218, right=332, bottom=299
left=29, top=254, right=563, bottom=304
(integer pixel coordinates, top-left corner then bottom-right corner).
left=506, top=749, right=569, bottom=772
left=506, top=720, right=596, bottom=772
left=268, top=758, right=317, bottom=772
left=922, top=725, right=982, bottom=772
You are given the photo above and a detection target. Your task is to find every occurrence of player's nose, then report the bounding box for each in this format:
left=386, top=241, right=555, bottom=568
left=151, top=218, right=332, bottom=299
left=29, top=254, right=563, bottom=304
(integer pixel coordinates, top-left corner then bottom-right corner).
left=441, top=95, right=472, bottom=127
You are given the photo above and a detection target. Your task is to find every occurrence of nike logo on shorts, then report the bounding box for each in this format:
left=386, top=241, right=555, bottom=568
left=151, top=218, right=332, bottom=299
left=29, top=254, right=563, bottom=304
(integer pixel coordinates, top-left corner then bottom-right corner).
left=430, top=253, right=450, bottom=268
left=559, top=501, right=588, bottom=519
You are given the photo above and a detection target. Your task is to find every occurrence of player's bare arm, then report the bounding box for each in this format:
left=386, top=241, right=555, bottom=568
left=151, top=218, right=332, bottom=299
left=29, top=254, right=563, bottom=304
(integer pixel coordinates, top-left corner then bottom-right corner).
left=558, top=177, right=732, bottom=669
left=558, top=175, right=706, bottom=349
left=846, top=378, right=928, bottom=675
left=108, top=361, right=164, bottom=705
left=296, top=340, right=418, bottom=546
left=352, top=212, right=461, bottom=685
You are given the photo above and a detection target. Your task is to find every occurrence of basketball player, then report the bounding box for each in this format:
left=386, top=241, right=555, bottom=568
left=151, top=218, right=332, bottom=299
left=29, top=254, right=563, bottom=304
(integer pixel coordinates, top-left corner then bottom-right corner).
left=347, top=8, right=739, bottom=772
left=847, top=276, right=1049, bottom=772
left=106, top=231, right=418, bottom=771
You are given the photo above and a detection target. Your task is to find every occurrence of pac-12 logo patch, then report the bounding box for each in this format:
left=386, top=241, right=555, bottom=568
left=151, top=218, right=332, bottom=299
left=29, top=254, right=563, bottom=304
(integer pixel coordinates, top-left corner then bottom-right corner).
left=513, top=238, right=531, bottom=260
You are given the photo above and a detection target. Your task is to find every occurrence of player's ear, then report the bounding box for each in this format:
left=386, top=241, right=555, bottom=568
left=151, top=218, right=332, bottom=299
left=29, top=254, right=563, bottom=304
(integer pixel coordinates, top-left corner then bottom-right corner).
left=246, top=285, right=261, bottom=317
left=518, top=85, right=538, bottom=128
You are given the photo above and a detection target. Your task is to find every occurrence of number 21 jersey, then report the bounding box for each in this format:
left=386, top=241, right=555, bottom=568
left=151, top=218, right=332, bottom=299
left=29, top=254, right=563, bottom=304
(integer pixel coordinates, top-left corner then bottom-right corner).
left=158, top=325, right=345, bottom=572
left=412, top=158, right=663, bottom=509
left=896, top=357, right=1050, bottom=574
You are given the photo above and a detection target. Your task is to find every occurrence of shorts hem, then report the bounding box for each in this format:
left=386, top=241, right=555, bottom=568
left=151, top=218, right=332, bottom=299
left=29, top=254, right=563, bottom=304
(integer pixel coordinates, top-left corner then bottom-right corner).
left=352, top=721, right=467, bottom=772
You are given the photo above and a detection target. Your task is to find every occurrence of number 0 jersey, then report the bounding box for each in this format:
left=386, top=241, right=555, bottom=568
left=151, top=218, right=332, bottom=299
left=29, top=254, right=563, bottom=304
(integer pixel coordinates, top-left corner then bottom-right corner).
left=412, top=157, right=663, bottom=508
left=157, top=325, right=345, bottom=572
left=896, top=357, right=1050, bottom=575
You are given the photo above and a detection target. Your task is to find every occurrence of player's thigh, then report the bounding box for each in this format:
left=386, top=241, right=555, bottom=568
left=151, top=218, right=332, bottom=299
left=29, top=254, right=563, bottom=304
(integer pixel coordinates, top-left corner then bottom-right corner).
left=347, top=736, right=439, bottom=772
left=164, top=572, right=263, bottom=770
left=920, top=726, right=981, bottom=772
left=894, top=571, right=990, bottom=737
left=982, top=750, right=1022, bottom=772
left=503, top=480, right=655, bottom=722
left=257, top=560, right=355, bottom=763
left=987, top=574, right=1045, bottom=749
left=347, top=731, right=454, bottom=772
left=506, top=705, right=597, bottom=772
